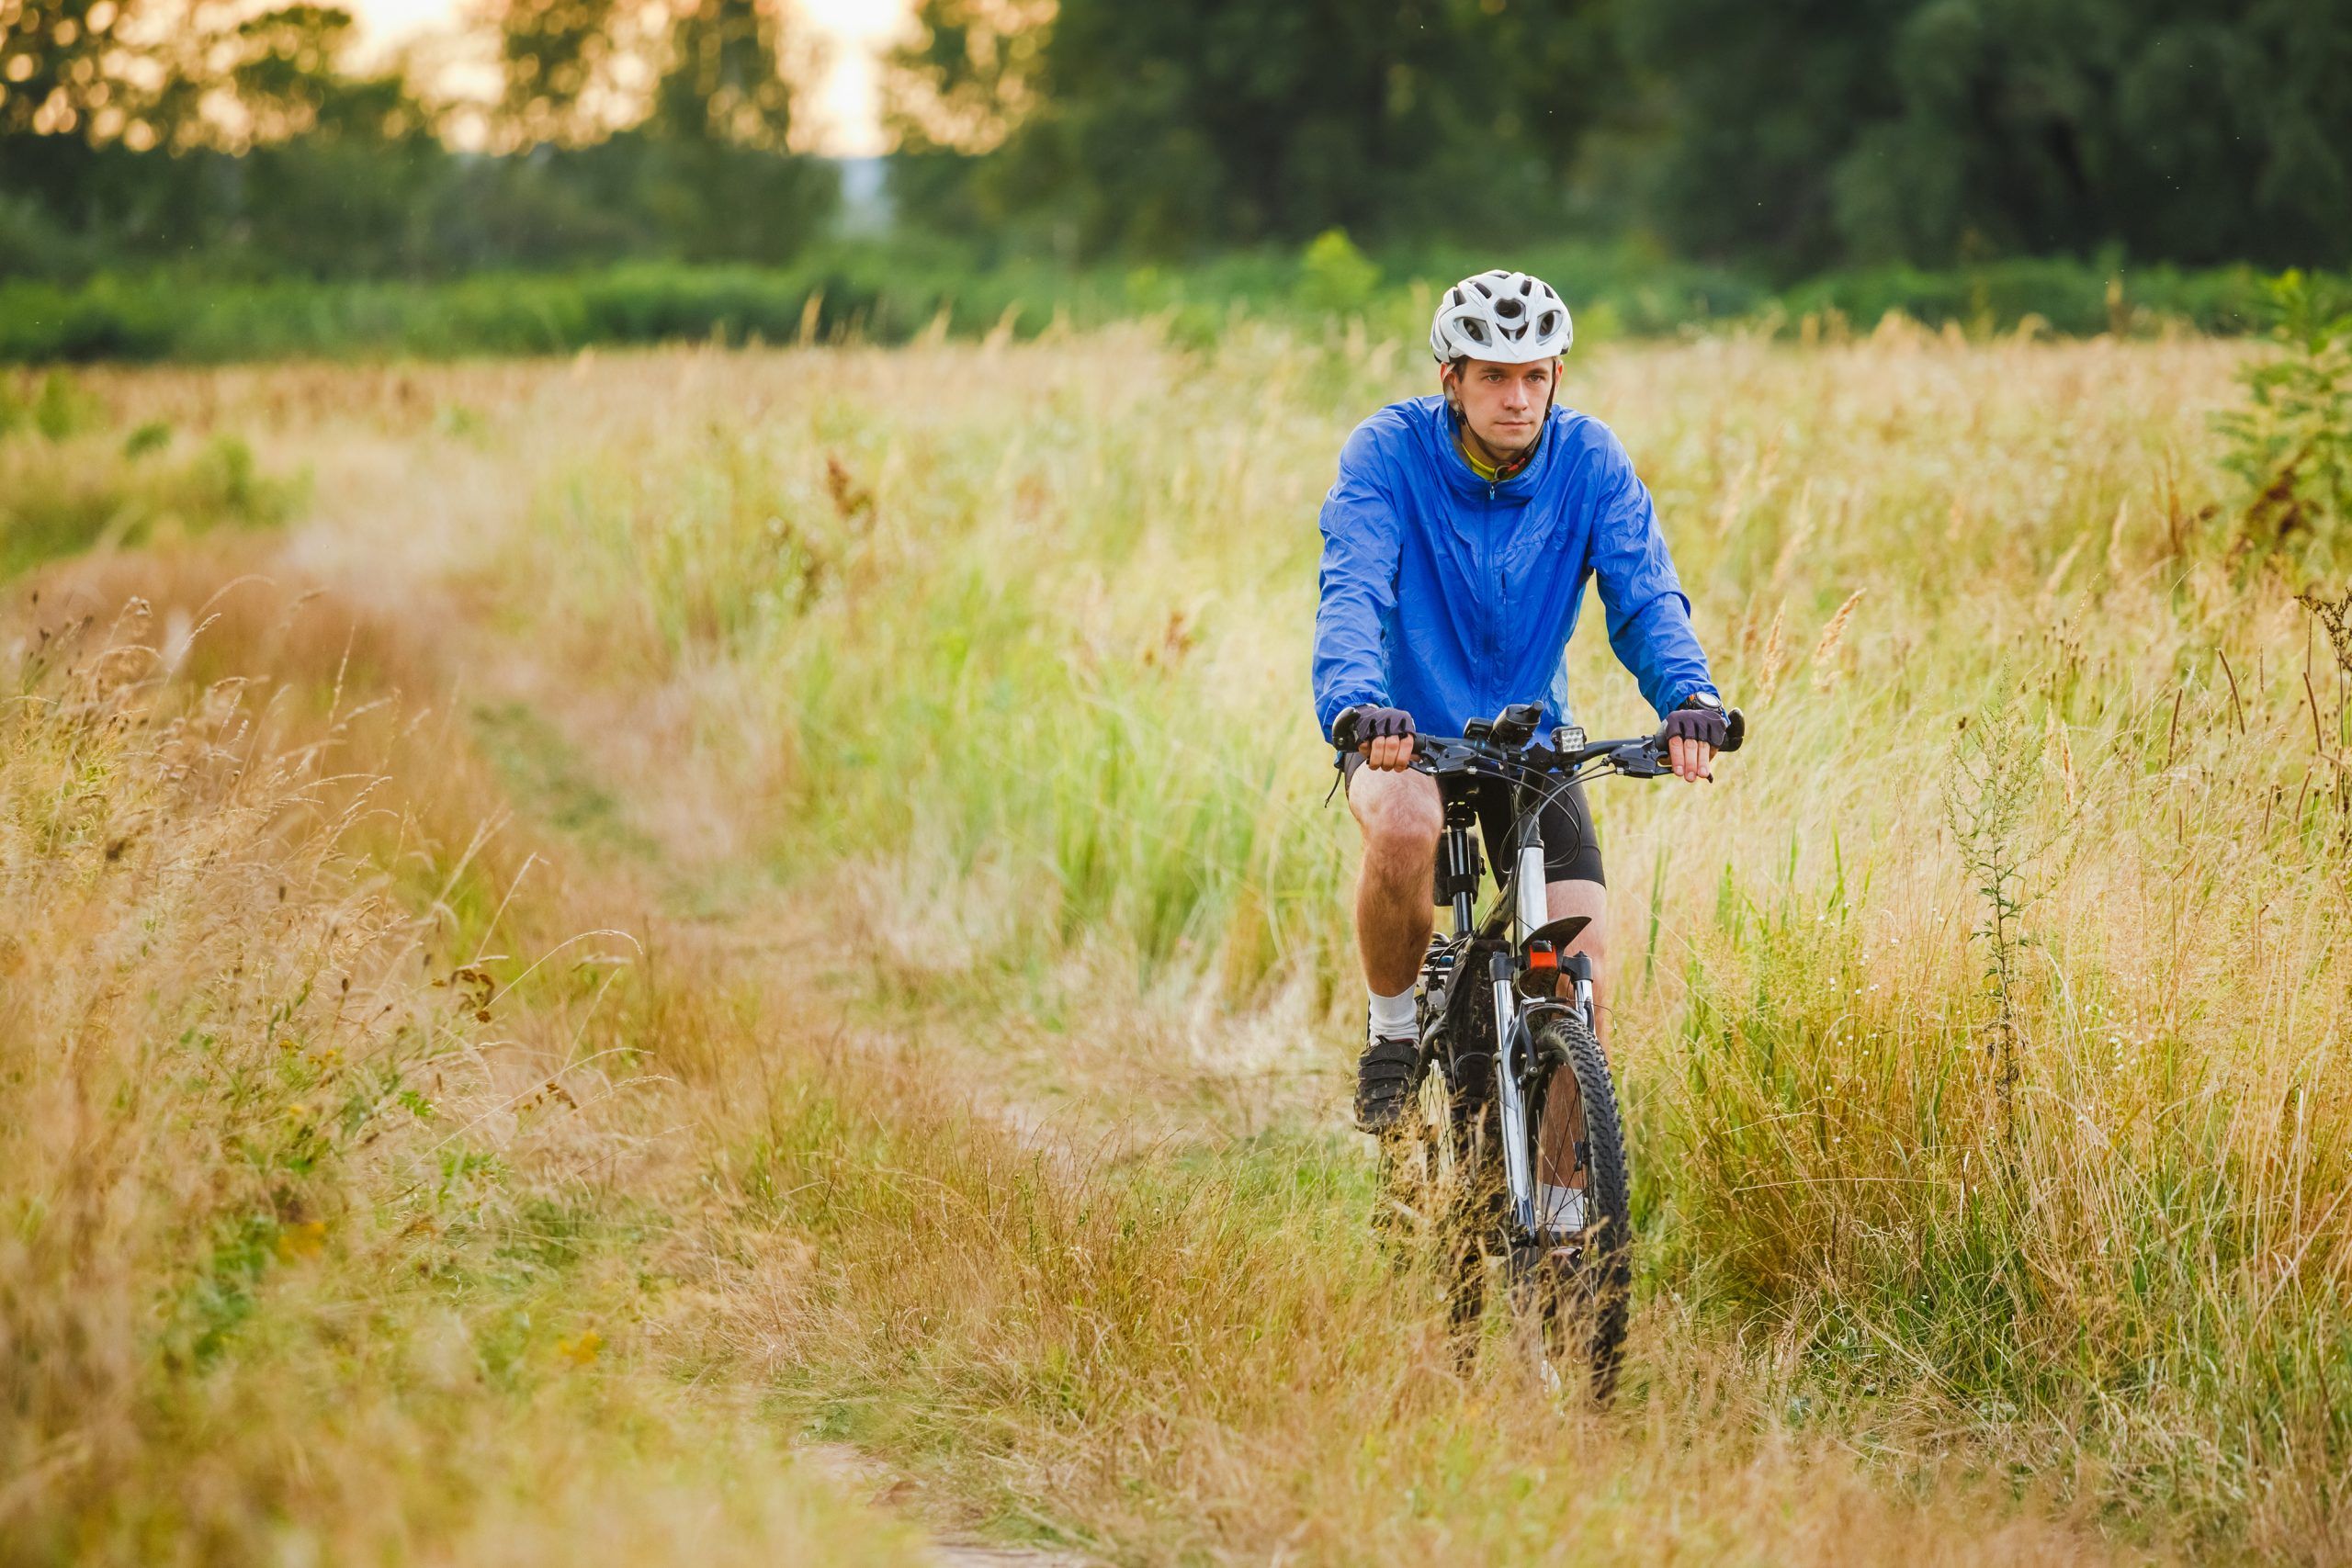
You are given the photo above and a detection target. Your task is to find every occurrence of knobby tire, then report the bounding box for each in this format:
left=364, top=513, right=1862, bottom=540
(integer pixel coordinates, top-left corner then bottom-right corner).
left=1516, top=1010, right=1632, bottom=1404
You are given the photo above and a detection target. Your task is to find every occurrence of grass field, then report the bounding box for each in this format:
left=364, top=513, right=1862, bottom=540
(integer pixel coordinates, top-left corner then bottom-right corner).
left=6, top=322, right=2349, bottom=1564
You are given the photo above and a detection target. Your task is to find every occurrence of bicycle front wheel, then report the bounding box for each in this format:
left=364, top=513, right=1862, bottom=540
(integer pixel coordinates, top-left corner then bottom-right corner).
left=1511, top=1010, right=1632, bottom=1403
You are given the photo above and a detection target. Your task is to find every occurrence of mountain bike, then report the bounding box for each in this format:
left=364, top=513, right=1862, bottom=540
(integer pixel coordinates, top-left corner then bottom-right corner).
left=1374, top=699, right=1747, bottom=1401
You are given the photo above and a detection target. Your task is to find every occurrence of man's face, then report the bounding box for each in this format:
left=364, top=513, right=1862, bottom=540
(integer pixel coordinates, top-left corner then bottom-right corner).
left=1442, top=356, right=1557, bottom=457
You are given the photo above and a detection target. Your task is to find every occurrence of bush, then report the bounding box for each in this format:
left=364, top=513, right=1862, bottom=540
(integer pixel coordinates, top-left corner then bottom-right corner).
left=1296, top=229, right=1380, bottom=317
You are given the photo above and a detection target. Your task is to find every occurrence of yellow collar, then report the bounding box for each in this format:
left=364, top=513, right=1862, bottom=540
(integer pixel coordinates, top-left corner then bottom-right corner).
left=1457, top=428, right=1532, bottom=484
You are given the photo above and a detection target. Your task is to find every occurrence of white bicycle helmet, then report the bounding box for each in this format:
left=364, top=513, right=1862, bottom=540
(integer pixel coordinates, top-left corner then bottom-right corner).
left=1430, top=269, right=1572, bottom=364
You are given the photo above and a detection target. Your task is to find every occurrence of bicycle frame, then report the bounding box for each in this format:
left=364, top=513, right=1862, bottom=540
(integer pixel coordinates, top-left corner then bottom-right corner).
left=1433, top=782, right=1576, bottom=1236
left=1411, top=703, right=1745, bottom=1243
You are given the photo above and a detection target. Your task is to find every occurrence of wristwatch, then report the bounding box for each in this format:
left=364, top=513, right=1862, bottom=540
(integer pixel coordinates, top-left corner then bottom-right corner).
left=1678, top=691, right=1724, bottom=713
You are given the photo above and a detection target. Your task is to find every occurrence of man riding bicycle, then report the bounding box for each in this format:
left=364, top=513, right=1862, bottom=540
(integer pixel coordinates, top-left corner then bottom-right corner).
left=1315, top=268, right=1727, bottom=1229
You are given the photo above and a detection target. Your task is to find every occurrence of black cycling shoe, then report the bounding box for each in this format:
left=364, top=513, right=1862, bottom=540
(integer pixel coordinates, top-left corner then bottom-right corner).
left=1354, top=1031, right=1424, bottom=1133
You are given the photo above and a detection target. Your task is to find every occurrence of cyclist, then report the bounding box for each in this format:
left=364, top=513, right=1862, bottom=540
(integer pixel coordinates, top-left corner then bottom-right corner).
left=1315, top=268, right=1727, bottom=1227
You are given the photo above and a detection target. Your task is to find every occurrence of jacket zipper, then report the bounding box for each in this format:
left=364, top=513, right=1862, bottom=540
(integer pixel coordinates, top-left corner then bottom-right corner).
left=1488, top=482, right=1502, bottom=669
left=1487, top=482, right=1502, bottom=680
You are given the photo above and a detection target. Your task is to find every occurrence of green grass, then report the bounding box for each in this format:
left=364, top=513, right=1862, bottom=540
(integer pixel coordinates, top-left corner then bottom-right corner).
left=0, top=370, right=299, bottom=575
left=471, top=698, right=662, bottom=863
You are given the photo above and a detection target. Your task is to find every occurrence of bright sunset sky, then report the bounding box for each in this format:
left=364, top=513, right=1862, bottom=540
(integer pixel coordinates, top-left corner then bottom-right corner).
left=347, top=0, right=912, bottom=155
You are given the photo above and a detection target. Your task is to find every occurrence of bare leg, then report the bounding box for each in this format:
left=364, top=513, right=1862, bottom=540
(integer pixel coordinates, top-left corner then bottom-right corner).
left=1536, top=877, right=1607, bottom=1190
left=1345, top=767, right=1442, bottom=998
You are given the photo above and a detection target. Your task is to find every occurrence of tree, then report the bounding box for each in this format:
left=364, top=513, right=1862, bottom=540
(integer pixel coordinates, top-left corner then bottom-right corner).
left=886, top=0, right=1053, bottom=154
left=1828, top=0, right=2352, bottom=268
left=889, top=0, right=1631, bottom=256
left=1619, top=0, right=1912, bottom=273
left=486, top=0, right=624, bottom=148
left=1629, top=0, right=2352, bottom=273
left=652, top=0, right=793, bottom=148
left=225, top=5, right=422, bottom=143
left=0, top=0, right=170, bottom=144
left=628, top=0, right=832, bottom=261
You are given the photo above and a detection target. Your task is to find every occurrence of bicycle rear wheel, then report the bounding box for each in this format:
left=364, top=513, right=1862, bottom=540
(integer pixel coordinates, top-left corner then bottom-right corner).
left=1510, top=1010, right=1632, bottom=1403
left=1374, top=1023, right=1503, bottom=1339
left=1373, top=1053, right=1460, bottom=1252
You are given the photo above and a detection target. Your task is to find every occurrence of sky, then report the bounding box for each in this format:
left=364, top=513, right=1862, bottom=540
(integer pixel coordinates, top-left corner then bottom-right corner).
left=347, top=0, right=913, bottom=156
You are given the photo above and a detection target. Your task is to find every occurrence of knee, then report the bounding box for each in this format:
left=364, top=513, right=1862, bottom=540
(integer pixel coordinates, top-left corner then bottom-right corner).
left=1547, top=885, right=1608, bottom=962
left=1361, top=796, right=1441, bottom=867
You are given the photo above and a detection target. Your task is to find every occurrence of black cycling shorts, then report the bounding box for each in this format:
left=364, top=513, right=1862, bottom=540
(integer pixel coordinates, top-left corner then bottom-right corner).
left=1342, top=751, right=1606, bottom=888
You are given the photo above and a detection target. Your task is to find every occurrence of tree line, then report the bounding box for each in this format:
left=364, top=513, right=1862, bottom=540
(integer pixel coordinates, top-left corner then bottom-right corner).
left=3, top=0, right=2346, bottom=282
left=888, top=0, right=2352, bottom=276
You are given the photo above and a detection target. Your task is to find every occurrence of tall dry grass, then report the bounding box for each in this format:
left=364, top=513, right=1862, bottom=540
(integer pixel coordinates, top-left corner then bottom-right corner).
left=17, top=323, right=2350, bottom=1563
left=0, top=554, right=914, bottom=1566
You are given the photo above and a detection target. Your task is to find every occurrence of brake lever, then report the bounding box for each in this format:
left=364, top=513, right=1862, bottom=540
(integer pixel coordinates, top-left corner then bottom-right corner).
left=1611, top=740, right=1668, bottom=779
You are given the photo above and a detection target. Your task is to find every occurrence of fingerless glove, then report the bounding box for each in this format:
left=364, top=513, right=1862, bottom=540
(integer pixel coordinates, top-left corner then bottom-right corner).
left=1662, top=701, right=1727, bottom=750
left=1332, top=705, right=1416, bottom=750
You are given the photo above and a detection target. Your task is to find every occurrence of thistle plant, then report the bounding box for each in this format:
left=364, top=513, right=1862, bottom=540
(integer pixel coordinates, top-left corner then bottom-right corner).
left=1940, top=685, right=2047, bottom=1135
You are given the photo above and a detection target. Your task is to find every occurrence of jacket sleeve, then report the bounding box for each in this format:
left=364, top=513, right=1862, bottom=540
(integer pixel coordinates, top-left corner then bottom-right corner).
left=1586, top=430, right=1717, bottom=718
left=1311, top=422, right=1404, bottom=739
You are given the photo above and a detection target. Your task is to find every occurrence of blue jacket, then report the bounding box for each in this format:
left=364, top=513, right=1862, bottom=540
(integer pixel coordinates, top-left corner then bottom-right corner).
left=1311, top=395, right=1715, bottom=741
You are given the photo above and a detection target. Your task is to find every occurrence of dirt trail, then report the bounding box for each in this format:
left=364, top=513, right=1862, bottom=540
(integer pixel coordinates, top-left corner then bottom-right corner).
left=272, top=441, right=1106, bottom=1566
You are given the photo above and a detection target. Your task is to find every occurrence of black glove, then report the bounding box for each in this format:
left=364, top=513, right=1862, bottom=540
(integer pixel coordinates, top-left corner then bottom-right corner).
left=1332, top=705, right=1415, bottom=751
left=1662, top=696, right=1728, bottom=750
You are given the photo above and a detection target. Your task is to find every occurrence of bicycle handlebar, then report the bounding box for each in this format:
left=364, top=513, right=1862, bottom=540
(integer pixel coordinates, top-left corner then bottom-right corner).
left=1396, top=705, right=1746, bottom=783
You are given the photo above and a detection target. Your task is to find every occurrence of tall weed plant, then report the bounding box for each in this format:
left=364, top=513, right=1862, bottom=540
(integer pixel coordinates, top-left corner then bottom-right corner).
left=2215, top=272, right=2352, bottom=568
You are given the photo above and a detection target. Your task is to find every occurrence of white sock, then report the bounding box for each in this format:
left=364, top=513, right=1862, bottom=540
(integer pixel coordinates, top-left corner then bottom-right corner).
left=1538, top=1183, right=1587, bottom=1235
left=1367, top=986, right=1417, bottom=1039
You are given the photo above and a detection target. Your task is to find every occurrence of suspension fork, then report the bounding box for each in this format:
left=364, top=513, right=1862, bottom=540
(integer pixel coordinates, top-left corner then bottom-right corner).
left=1564, top=952, right=1596, bottom=1029
left=1490, top=950, right=1535, bottom=1232
left=1439, top=826, right=1478, bottom=939
left=1493, top=804, right=1549, bottom=1233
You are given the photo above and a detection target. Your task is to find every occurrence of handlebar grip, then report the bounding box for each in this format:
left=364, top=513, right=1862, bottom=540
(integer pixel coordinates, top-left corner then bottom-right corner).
left=1723, top=707, right=1747, bottom=753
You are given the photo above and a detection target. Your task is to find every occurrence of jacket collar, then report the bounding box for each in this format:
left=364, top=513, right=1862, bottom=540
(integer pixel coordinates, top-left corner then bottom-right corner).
left=1426, top=396, right=1557, bottom=503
